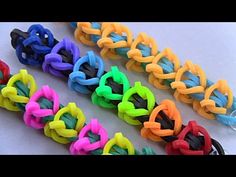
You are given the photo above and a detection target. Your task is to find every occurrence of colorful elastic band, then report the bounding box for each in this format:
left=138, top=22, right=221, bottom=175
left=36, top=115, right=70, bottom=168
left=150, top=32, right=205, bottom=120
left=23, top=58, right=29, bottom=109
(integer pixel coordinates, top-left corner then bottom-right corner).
left=10, top=24, right=225, bottom=155
left=0, top=60, right=155, bottom=155
left=71, top=22, right=236, bottom=127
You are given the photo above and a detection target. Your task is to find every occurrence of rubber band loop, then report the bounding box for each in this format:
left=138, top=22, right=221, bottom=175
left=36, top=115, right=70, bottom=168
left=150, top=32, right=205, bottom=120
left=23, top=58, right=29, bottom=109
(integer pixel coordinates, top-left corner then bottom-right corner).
left=44, top=102, right=86, bottom=144
left=102, top=132, right=135, bottom=155
left=70, top=118, right=108, bottom=155
left=24, top=85, right=60, bottom=129
left=12, top=24, right=55, bottom=66
left=141, top=100, right=182, bottom=141
left=69, top=51, right=105, bottom=94
left=92, top=66, right=130, bottom=108
left=43, top=37, right=80, bottom=78
left=1, top=69, right=37, bottom=111
left=165, top=121, right=212, bottom=155
left=118, top=82, right=155, bottom=125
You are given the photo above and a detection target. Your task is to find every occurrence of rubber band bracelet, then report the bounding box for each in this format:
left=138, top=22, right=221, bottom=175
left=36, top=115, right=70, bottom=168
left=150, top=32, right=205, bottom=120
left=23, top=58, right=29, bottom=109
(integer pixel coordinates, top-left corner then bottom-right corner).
left=10, top=24, right=225, bottom=155
left=0, top=60, right=155, bottom=155
left=70, top=22, right=236, bottom=127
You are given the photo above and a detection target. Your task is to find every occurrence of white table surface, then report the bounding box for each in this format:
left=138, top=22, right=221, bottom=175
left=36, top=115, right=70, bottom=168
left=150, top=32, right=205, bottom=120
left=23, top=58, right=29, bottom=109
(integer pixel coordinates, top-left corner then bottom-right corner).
left=0, top=22, right=235, bottom=154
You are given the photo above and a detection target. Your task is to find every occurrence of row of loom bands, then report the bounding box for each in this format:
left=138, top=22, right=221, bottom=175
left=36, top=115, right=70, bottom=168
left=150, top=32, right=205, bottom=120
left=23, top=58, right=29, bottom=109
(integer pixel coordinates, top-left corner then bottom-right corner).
left=64, top=49, right=225, bottom=153
left=11, top=25, right=105, bottom=94
left=0, top=61, right=155, bottom=155
left=0, top=70, right=85, bottom=144
left=39, top=29, right=226, bottom=153
left=23, top=84, right=104, bottom=147
left=70, top=60, right=157, bottom=126
left=73, top=23, right=209, bottom=113
left=10, top=24, right=224, bottom=154
left=72, top=22, right=236, bottom=127
left=24, top=87, right=137, bottom=153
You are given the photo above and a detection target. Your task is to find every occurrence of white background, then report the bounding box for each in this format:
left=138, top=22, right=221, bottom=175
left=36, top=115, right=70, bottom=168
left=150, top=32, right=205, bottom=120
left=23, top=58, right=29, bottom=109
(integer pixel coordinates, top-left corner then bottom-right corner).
left=0, top=22, right=235, bottom=154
